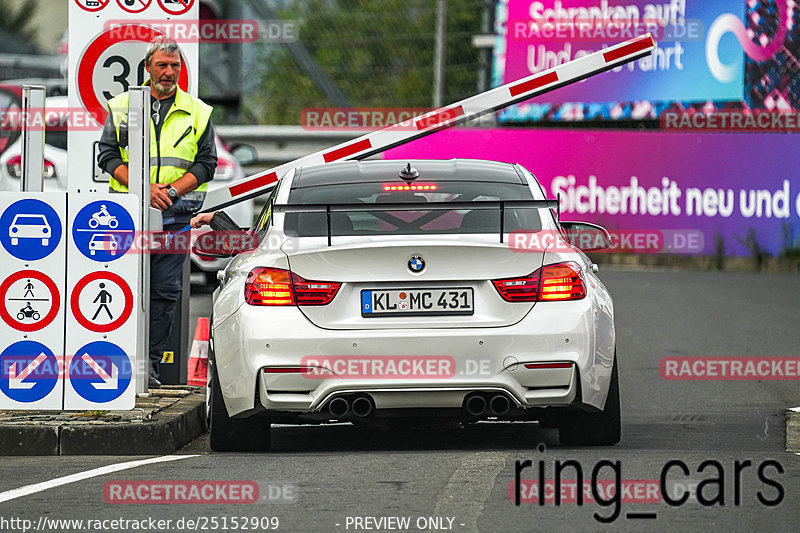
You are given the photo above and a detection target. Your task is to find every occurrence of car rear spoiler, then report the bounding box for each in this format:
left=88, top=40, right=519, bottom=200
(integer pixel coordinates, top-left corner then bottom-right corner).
left=273, top=199, right=560, bottom=246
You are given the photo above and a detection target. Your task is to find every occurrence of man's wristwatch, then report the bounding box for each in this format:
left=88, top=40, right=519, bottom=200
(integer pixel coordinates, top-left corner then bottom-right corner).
left=166, top=185, right=178, bottom=199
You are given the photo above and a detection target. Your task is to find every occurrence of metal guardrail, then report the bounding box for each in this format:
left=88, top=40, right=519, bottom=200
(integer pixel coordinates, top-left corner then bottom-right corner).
left=0, top=54, right=64, bottom=80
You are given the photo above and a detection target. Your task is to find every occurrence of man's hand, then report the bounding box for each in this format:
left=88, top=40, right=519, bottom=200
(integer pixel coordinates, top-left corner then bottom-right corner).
left=112, top=163, right=129, bottom=188
left=190, top=211, right=216, bottom=228
left=150, top=183, right=172, bottom=211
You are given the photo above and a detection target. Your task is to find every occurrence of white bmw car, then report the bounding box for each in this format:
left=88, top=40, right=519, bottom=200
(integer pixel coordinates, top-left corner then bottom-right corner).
left=203, top=159, right=618, bottom=451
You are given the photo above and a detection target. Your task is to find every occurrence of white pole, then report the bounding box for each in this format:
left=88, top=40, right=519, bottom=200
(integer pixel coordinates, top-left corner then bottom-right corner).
left=20, top=85, right=46, bottom=192
left=128, top=86, right=152, bottom=395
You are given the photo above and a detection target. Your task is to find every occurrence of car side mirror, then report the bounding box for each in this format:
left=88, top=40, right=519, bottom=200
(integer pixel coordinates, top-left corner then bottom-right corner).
left=560, top=222, right=612, bottom=252
left=230, top=144, right=257, bottom=166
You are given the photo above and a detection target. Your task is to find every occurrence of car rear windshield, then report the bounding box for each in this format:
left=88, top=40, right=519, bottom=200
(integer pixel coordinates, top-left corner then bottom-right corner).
left=284, top=181, right=544, bottom=236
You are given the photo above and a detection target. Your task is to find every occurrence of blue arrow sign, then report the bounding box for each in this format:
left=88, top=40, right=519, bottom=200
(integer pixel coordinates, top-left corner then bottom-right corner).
left=72, top=200, right=135, bottom=262
left=68, top=341, right=132, bottom=403
left=0, top=341, right=59, bottom=403
left=0, top=199, right=62, bottom=261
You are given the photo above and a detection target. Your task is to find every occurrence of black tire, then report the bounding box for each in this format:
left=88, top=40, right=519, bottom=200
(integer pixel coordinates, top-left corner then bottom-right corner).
left=208, top=359, right=272, bottom=452
left=557, top=356, right=621, bottom=446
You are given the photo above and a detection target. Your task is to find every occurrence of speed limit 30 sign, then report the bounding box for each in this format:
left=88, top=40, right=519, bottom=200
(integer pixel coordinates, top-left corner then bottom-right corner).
left=67, top=0, right=198, bottom=192
left=76, top=25, right=191, bottom=126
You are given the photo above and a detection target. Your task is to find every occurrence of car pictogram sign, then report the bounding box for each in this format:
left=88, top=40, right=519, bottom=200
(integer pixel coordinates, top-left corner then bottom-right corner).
left=72, top=200, right=136, bottom=262
left=0, top=199, right=63, bottom=261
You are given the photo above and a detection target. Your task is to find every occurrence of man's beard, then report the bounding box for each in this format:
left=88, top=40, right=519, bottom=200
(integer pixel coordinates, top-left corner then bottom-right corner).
left=152, top=79, right=177, bottom=96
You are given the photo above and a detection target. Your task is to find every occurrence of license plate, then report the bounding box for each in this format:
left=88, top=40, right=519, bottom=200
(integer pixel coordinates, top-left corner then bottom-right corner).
left=361, top=288, right=474, bottom=317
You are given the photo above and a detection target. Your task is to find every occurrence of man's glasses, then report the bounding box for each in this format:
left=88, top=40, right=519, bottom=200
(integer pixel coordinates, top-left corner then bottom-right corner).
left=152, top=100, right=161, bottom=125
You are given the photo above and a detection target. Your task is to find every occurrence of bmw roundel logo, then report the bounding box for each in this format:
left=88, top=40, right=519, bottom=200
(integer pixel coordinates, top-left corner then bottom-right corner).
left=408, top=255, right=425, bottom=272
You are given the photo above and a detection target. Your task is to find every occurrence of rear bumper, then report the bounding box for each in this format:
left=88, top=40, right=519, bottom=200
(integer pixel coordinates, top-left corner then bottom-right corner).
left=212, top=298, right=613, bottom=418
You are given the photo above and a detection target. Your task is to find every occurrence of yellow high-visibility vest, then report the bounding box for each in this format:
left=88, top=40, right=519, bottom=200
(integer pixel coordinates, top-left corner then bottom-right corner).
left=107, top=83, right=213, bottom=192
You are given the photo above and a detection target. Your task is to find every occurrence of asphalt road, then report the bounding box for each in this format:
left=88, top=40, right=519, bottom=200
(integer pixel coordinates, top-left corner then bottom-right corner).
left=1, top=268, right=798, bottom=533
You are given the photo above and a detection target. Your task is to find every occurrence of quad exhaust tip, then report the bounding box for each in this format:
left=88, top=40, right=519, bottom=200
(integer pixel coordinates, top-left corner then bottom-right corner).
left=328, top=397, right=349, bottom=417
left=465, top=394, right=487, bottom=416
left=351, top=396, right=374, bottom=417
left=465, top=392, right=513, bottom=416
left=327, top=395, right=375, bottom=418
left=489, top=394, right=510, bottom=415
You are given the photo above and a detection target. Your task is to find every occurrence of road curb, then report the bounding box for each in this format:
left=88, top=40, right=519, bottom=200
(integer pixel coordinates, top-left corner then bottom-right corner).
left=0, top=389, right=207, bottom=456
left=787, top=407, right=800, bottom=453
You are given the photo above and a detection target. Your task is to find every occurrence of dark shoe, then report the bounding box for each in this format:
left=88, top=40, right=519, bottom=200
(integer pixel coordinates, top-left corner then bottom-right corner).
left=148, top=375, right=162, bottom=389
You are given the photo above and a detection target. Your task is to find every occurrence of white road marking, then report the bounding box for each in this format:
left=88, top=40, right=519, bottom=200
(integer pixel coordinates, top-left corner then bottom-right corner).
left=0, top=454, right=198, bottom=504
left=430, top=452, right=509, bottom=533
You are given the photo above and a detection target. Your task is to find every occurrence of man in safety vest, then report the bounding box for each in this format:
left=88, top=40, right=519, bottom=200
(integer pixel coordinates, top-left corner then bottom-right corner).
left=98, top=36, right=218, bottom=388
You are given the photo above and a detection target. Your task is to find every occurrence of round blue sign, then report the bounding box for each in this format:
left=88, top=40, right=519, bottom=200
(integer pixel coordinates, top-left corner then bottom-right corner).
left=72, top=200, right=135, bottom=262
left=69, top=341, right=132, bottom=403
left=0, top=341, right=59, bottom=403
left=0, top=199, right=62, bottom=261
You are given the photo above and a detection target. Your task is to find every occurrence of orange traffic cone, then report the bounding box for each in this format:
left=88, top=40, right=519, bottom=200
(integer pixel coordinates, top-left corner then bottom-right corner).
left=187, top=317, right=209, bottom=386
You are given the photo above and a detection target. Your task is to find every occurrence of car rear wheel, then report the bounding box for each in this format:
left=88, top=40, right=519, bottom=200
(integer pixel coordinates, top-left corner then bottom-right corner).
left=208, top=359, right=272, bottom=452
left=557, top=356, right=620, bottom=446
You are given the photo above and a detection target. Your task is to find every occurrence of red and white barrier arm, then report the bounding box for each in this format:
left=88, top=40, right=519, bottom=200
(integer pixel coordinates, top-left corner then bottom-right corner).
left=203, top=34, right=655, bottom=211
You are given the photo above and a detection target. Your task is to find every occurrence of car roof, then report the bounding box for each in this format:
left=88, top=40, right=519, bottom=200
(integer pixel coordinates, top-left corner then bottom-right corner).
left=291, top=159, right=527, bottom=188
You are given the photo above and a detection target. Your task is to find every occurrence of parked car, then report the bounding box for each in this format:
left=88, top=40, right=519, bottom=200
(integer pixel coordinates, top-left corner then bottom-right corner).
left=0, top=81, right=69, bottom=158
left=197, top=159, right=619, bottom=451
left=0, top=95, right=255, bottom=279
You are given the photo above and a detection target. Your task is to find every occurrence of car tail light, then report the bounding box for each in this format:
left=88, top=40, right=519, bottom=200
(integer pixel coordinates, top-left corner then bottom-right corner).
left=291, top=274, right=341, bottom=305
left=245, top=267, right=340, bottom=306
left=492, top=262, right=585, bottom=302
left=6, top=155, right=57, bottom=179
left=43, top=158, right=56, bottom=179
left=214, top=156, right=236, bottom=180
left=492, top=272, right=541, bottom=302
left=539, top=262, right=586, bottom=301
left=6, top=155, right=22, bottom=178
left=245, top=268, right=294, bottom=305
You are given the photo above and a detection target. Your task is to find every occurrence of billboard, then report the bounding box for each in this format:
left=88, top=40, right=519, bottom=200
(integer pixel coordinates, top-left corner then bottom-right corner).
left=384, top=128, right=800, bottom=257
left=494, top=0, right=798, bottom=121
